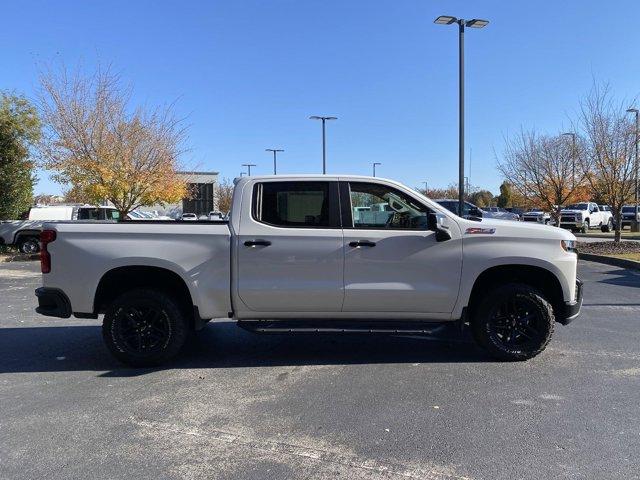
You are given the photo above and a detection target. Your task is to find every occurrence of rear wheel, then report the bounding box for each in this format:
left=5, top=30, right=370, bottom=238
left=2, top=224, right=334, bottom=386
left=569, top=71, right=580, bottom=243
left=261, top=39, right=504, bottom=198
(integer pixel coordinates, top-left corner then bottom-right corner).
left=18, top=236, right=40, bottom=254
left=102, top=289, right=189, bottom=367
left=602, top=218, right=613, bottom=233
left=471, top=283, right=554, bottom=361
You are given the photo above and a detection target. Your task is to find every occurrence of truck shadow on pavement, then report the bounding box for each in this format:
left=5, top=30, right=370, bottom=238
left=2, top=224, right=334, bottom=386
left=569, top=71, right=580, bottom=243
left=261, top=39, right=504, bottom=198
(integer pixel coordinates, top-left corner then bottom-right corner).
left=0, top=321, right=489, bottom=376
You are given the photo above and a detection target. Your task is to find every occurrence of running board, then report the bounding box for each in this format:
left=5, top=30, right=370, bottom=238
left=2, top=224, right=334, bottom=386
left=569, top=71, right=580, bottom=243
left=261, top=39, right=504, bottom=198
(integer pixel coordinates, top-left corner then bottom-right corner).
left=237, top=320, right=452, bottom=335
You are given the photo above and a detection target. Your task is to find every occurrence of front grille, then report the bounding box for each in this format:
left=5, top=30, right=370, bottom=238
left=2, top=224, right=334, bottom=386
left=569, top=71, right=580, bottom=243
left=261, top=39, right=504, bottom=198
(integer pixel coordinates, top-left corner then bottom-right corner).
left=561, top=216, right=576, bottom=222
left=523, top=217, right=539, bottom=222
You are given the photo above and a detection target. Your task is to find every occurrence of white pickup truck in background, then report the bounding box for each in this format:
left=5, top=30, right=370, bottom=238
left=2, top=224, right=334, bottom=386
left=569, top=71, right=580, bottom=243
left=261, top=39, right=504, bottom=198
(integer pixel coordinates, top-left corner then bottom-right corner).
left=35, top=175, right=582, bottom=366
left=0, top=206, right=121, bottom=253
left=559, top=202, right=613, bottom=233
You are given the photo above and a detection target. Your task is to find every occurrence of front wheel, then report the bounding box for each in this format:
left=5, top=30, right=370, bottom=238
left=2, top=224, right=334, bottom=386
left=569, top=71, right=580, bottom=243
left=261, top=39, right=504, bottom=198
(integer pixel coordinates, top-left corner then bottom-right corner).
left=102, top=289, right=189, bottom=367
left=581, top=219, right=589, bottom=234
left=471, top=283, right=555, bottom=361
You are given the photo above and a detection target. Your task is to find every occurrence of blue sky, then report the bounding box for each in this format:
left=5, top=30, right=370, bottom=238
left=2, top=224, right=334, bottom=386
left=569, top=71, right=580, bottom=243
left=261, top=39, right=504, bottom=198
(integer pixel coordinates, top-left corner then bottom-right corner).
left=3, top=0, right=640, bottom=195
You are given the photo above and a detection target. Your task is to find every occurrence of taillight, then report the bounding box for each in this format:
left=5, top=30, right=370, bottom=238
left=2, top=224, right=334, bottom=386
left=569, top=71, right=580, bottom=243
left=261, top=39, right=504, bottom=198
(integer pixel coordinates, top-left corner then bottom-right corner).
left=40, top=229, right=56, bottom=273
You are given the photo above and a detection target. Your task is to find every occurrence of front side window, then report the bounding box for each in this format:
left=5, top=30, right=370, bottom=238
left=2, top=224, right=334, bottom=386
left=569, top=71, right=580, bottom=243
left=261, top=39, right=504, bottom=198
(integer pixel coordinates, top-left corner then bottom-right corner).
left=348, top=182, right=429, bottom=229
left=254, top=181, right=334, bottom=228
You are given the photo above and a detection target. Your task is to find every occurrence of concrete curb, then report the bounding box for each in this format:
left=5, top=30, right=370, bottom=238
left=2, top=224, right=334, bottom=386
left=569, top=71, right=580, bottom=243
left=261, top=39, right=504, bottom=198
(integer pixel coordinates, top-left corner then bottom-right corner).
left=579, top=253, right=640, bottom=271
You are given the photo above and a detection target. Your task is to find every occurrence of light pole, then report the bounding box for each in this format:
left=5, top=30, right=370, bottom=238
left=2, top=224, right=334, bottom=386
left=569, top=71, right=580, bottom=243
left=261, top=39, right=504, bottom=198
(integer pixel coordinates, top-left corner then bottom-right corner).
left=265, top=149, right=284, bottom=175
left=309, top=116, right=337, bottom=174
left=434, top=15, right=489, bottom=217
left=561, top=132, right=577, bottom=189
left=627, top=108, right=639, bottom=232
left=422, top=181, right=429, bottom=193
left=372, top=162, right=381, bottom=177
left=242, top=163, right=256, bottom=176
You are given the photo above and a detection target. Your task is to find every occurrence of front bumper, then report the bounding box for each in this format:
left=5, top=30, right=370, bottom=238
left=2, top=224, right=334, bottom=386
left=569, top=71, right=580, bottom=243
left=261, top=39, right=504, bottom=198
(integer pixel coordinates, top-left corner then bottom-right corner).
left=35, top=287, right=71, bottom=318
left=557, top=279, right=583, bottom=325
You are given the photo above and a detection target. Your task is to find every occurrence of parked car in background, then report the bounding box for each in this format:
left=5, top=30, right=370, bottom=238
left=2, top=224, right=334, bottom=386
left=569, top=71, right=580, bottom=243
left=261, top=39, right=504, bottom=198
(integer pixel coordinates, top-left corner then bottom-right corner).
left=621, top=205, right=640, bottom=229
left=35, top=174, right=581, bottom=367
left=559, top=202, right=613, bottom=233
left=0, top=206, right=120, bottom=253
left=522, top=209, right=553, bottom=225
left=435, top=200, right=520, bottom=221
left=505, top=207, right=526, bottom=219
left=208, top=211, right=224, bottom=221
left=180, top=213, right=198, bottom=221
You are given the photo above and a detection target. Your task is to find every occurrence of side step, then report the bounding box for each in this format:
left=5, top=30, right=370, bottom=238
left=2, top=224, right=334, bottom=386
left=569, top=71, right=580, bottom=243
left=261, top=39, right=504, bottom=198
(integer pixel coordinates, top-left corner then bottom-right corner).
left=237, top=320, right=453, bottom=335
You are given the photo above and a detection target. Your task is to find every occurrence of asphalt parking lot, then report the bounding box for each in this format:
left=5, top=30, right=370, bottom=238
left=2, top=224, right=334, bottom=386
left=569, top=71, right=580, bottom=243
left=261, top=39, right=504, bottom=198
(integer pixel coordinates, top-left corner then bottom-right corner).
left=1, top=260, right=639, bottom=480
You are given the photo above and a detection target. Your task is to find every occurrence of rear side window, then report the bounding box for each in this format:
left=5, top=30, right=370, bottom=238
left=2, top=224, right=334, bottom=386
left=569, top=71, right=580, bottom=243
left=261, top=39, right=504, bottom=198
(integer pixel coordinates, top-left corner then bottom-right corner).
left=253, top=181, right=338, bottom=228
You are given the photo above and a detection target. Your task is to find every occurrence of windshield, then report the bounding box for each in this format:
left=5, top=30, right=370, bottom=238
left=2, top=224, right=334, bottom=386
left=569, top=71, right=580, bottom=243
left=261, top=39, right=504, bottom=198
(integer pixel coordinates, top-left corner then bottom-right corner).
left=622, top=206, right=638, bottom=213
left=565, top=204, right=588, bottom=210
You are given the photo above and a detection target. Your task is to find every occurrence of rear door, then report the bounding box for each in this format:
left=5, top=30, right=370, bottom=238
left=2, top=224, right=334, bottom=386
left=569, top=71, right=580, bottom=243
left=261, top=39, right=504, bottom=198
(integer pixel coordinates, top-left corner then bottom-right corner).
left=341, top=180, right=462, bottom=314
left=236, top=180, right=344, bottom=312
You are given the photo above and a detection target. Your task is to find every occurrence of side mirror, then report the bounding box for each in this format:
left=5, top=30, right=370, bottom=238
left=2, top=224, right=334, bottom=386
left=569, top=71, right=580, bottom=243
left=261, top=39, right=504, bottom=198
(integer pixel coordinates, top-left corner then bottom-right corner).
left=428, top=213, right=452, bottom=242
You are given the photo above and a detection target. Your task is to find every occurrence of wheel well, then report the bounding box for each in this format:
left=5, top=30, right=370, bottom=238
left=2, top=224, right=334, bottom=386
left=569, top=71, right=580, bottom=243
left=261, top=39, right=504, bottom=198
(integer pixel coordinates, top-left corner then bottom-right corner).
left=467, top=265, right=564, bottom=320
left=94, top=266, right=195, bottom=325
left=15, top=230, right=40, bottom=243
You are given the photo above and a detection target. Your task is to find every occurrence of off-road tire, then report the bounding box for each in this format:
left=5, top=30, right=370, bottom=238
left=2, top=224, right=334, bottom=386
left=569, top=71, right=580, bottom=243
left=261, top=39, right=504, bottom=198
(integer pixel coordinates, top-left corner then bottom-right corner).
left=102, top=289, right=189, bottom=367
left=471, top=283, right=555, bottom=361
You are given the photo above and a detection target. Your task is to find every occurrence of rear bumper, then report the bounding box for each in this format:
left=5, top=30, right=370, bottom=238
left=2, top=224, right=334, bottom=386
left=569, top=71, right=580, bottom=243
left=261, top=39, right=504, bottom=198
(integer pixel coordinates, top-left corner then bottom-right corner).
left=557, top=279, right=583, bottom=325
left=35, top=287, right=71, bottom=318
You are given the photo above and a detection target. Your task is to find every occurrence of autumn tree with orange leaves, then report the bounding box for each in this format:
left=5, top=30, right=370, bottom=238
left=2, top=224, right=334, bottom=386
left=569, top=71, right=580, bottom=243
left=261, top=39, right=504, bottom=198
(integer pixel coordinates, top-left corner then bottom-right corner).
left=497, top=130, right=590, bottom=221
left=38, top=66, right=188, bottom=217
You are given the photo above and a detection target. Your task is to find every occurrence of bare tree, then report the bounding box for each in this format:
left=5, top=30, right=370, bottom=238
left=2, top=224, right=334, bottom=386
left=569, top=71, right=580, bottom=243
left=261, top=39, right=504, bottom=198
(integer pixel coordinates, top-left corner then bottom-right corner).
left=37, top=65, right=188, bottom=217
left=497, top=130, right=588, bottom=221
left=579, top=84, right=637, bottom=241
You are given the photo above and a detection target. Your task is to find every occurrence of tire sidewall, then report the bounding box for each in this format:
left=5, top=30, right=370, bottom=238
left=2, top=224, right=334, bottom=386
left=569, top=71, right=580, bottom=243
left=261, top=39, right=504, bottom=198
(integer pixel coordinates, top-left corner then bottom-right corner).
left=19, top=237, right=40, bottom=254
left=102, top=289, right=189, bottom=367
left=471, top=283, right=555, bottom=361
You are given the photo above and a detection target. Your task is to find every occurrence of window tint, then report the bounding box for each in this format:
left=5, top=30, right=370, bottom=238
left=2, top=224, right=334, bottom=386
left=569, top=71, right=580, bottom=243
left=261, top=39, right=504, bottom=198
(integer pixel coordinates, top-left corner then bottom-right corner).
left=348, top=182, right=429, bottom=229
left=77, top=208, right=100, bottom=220
left=254, top=182, right=332, bottom=228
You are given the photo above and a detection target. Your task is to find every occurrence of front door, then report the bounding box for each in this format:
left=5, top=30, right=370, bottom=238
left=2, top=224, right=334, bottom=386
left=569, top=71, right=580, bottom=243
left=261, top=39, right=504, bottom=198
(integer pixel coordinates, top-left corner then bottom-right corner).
left=237, top=180, right=344, bottom=312
left=341, top=181, right=462, bottom=314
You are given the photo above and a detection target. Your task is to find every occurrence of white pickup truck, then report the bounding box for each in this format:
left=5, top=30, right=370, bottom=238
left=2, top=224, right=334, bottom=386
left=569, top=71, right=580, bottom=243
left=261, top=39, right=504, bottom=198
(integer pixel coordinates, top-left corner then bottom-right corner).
left=35, top=175, right=582, bottom=366
left=559, top=202, right=613, bottom=233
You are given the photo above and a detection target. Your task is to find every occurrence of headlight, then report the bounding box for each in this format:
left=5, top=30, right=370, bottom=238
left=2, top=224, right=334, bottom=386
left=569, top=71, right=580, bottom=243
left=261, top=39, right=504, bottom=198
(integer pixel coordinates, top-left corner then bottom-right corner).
left=561, top=240, right=577, bottom=253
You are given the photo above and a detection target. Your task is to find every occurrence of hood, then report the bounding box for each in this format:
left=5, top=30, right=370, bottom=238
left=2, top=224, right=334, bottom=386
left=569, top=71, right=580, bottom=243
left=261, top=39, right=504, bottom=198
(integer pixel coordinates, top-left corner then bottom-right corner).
left=560, top=209, right=585, bottom=214
left=459, top=217, right=575, bottom=241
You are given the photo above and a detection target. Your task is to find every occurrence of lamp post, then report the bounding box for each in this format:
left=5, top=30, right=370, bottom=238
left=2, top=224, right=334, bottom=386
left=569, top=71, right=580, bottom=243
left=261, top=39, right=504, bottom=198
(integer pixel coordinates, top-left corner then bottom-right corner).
left=242, top=163, right=256, bottom=176
left=373, top=162, right=381, bottom=177
left=561, top=132, right=577, bottom=189
left=265, top=149, right=284, bottom=175
left=422, top=181, right=429, bottom=193
left=627, top=108, right=639, bottom=232
left=434, top=15, right=489, bottom=217
left=309, top=116, right=337, bottom=174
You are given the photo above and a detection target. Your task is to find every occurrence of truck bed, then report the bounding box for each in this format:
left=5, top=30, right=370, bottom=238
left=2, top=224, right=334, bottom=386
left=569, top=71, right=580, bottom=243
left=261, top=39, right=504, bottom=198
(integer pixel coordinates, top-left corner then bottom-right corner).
left=42, top=221, right=232, bottom=319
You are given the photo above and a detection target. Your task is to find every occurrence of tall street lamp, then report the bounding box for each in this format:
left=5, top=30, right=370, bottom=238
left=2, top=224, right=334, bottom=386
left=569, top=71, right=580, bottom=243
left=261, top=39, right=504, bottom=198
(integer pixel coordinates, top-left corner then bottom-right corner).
left=422, top=181, right=429, bottom=193
left=242, top=163, right=256, bottom=176
left=372, top=162, right=381, bottom=177
left=309, top=116, right=337, bottom=174
left=434, top=15, right=489, bottom=216
left=265, top=149, right=284, bottom=175
left=561, top=132, right=577, bottom=189
left=627, top=108, right=639, bottom=232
